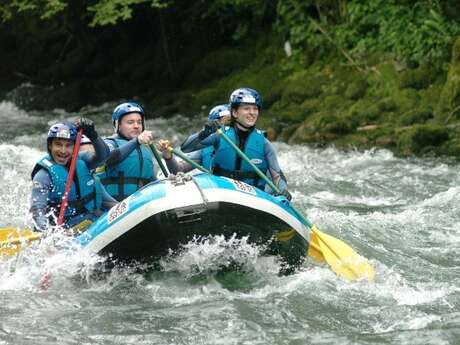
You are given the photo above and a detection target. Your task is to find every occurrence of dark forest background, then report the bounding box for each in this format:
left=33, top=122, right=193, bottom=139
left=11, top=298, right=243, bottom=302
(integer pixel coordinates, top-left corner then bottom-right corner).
left=3, top=0, right=460, bottom=155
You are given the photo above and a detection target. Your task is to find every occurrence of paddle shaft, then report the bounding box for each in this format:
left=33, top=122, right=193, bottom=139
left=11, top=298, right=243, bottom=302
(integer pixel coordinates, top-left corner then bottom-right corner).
left=217, top=128, right=317, bottom=226
left=57, top=128, right=83, bottom=225
left=216, top=128, right=281, bottom=194
left=149, top=144, right=169, bottom=177
left=217, top=129, right=346, bottom=246
left=169, top=135, right=328, bottom=257
left=169, top=147, right=211, bottom=174
left=216, top=128, right=318, bottom=221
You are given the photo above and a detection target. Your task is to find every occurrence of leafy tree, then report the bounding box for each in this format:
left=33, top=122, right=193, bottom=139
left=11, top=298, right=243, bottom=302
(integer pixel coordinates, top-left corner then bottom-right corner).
left=0, top=0, right=66, bottom=21
left=0, top=0, right=168, bottom=26
left=276, top=0, right=460, bottom=63
left=87, top=0, right=168, bottom=26
left=2, top=0, right=460, bottom=63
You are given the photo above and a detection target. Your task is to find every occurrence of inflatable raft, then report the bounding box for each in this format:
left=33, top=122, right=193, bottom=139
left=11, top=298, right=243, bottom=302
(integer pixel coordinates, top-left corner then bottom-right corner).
left=77, top=173, right=311, bottom=267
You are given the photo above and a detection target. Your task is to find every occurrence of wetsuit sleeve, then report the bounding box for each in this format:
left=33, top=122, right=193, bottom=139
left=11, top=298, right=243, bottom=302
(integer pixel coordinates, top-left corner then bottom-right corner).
left=101, top=185, right=118, bottom=210
left=179, top=150, right=202, bottom=173
left=30, top=169, right=52, bottom=231
left=180, top=132, right=219, bottom=153
left=264, top=139, right=288, bottom=193
left=164, top=150, right=201, bottom=174
left=188, top=150, right=203, bottom=166
left=79, top=135, right=110, bottom=170
left=105, top=137, right=139, bottom=167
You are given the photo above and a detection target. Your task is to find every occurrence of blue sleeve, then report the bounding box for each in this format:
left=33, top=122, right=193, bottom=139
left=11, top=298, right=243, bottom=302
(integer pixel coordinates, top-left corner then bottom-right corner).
left=180, top=132, right=220, bottom=153
left=264, top=139, right=288, bottom=193
left=181, top=150, right=202, bottom=173
left=105, top=137, right=139, bottom=167
left=78, top=136, right=110, bottom=170
left=30, top=169, right=52, bottom=231
left=188, top=150, right=203, bottom=163
left=101, top=185, right=118, bottom=210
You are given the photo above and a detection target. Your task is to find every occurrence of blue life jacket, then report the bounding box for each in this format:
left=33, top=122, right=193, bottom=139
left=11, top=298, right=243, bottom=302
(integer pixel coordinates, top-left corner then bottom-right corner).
left=98, top=137, right=155, bottom=201
left=212, top=126, right=268, bottom=189
left=31, top=155, right=103, bottom=224
left=201, top=146, right=214, bottom=170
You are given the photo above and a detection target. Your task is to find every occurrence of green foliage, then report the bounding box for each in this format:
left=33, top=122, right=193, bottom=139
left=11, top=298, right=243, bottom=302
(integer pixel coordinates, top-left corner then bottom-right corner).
left=0, top=0, right=167, bottom=25
left=3, top=0, right=459, bottom=63
left=399, top=64, right=436, bottom=90
left=399, top=108, right=433, bottom=126
left=1, top=0, right=66, bottom=21
left=344, top=78, right=368, bottom=99
left=88, top=0, right=168, bottom=26
left=398, top=124, right=449, bottom=154
left=198, top=0, right=276, bottom=41
left=439, top=36, right=460, bottom=115
left=276, top=0, right=460, bottom=64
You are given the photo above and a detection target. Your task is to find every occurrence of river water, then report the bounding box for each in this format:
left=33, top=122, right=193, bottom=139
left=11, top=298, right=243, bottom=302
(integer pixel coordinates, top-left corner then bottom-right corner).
left=0, top=97, right=459, bottom=345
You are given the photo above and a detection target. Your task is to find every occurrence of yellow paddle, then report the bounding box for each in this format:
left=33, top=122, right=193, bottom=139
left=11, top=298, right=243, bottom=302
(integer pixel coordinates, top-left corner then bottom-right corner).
left=0, top=227, right=42, bottom=257
left=216, top=128, right=375, bottom=281
left=310, top=225, right=375, bottom=280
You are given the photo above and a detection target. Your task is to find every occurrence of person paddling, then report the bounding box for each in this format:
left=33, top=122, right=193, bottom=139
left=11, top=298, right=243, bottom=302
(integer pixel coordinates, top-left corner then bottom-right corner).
left=30, top=120, right=117, bottom=232
left=157, top=104, right=231, bottom=174
left=180, top=88, right=292, bottom=200
left=97, top=101, right=157, bottom=201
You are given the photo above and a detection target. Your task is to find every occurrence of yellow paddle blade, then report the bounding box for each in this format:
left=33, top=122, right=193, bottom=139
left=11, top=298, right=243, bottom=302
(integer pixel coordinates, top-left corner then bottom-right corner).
left=312, top=225, right=375, bottom=282
left=276, top=229, right=296, bottom=242
left=307, top=231, right=325, bottom=262
left=0, top=227, right=41, bottom=257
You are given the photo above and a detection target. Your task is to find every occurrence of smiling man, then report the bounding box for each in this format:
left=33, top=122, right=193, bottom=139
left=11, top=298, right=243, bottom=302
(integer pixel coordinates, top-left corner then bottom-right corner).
left=97, top=101, right=157, bottom=201
left=180, top=88, right=292, bottom=200
left=30, top=120, right=116, bottom=232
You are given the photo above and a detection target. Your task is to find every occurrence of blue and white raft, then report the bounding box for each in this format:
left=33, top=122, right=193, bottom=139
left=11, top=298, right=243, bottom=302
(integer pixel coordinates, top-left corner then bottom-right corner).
left=77, top=173, right=311, bottom=267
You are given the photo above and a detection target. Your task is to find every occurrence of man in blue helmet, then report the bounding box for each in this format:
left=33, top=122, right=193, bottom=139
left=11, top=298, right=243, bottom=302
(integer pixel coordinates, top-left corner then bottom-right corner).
left=180, top=88, right=292, bottom=200
left=157, top=104, right=231, bottom=173
left=97, top=101, right=157, bottom=201
left=30, top=119, right=117, bottom=232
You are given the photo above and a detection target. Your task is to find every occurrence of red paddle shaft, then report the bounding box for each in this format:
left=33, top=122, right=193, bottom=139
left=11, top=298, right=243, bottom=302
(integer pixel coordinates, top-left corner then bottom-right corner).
left=57, top=128, right=83, bottom=225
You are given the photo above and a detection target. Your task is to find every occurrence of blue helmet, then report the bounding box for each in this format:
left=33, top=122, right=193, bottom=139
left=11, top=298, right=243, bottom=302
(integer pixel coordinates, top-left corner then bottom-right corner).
left=208, top=104, right=231, bottom=120
left=111, top=101, right=145, bottom=125
left=47, top=122, right=77, bottom=142
left=229, top=88, right=262, bottom=109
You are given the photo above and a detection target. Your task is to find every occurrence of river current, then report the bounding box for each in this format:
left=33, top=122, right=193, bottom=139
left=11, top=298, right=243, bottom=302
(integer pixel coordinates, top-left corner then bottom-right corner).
left=0, top=99, right=458, bottom=345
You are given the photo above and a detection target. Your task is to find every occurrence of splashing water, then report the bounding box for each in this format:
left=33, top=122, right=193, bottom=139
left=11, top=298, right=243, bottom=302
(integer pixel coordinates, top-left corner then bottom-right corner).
left=0, top=101, right=459, bottom=345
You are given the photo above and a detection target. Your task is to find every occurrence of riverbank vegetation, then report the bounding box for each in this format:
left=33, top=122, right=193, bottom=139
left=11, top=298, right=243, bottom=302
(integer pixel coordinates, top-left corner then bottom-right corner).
left=2, top=0, right=460, bottom=156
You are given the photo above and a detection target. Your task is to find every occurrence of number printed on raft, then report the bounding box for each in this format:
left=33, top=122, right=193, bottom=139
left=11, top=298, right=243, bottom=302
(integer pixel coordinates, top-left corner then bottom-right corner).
left=108, top=199, right=129, bottom=224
